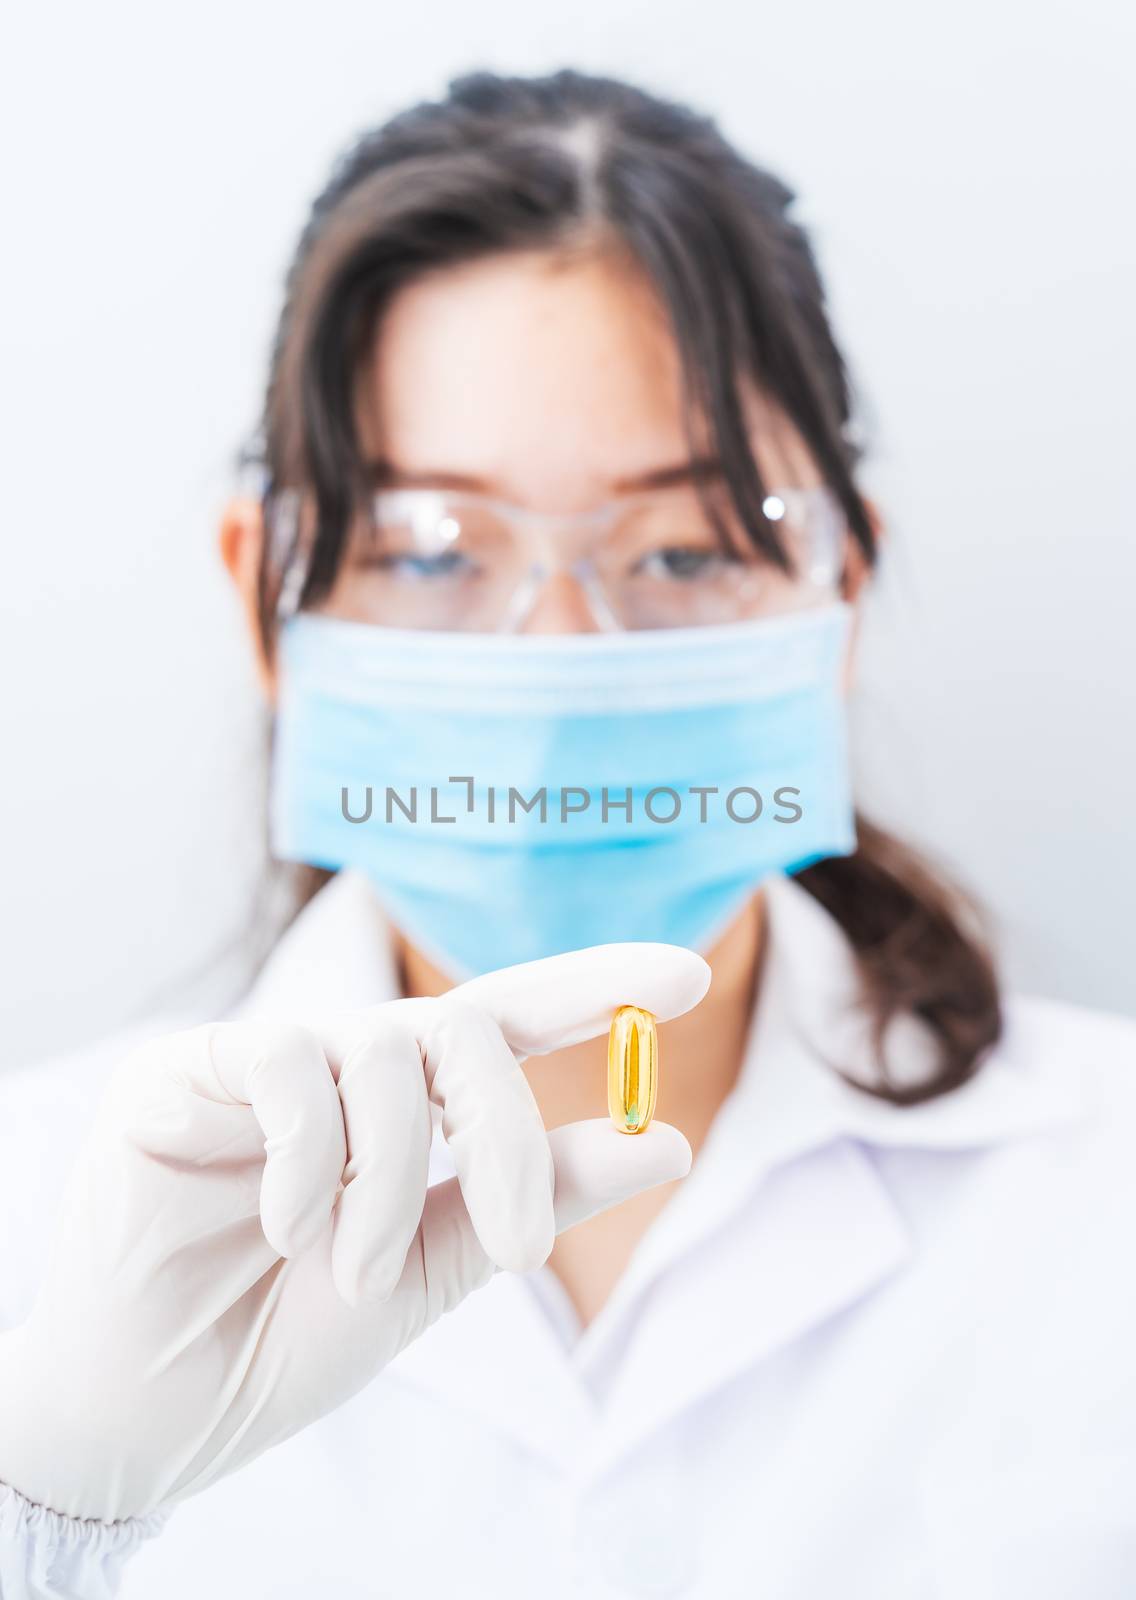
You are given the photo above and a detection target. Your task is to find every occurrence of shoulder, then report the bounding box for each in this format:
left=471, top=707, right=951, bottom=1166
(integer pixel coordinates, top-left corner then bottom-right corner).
left=1007, top=992, right=1136, bottom=1246
left=876, top=990, right=1136, bottom=1293
left=999, top=988, right=1136, bottom=1121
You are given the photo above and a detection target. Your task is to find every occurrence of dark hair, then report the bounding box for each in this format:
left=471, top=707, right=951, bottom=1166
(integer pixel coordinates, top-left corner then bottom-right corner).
left=244, top=66, right=1001, bottom=1104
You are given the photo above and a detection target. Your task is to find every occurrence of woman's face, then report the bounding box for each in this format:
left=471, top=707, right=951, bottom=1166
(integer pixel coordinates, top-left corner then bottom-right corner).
left=222, top=245, right=873, bottom=668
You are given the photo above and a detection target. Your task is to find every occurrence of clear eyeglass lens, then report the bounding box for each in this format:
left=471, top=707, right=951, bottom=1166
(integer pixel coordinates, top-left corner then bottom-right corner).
left=597, top=486, right=839, bottom=628
left=325, top=493, right=524, bottom=631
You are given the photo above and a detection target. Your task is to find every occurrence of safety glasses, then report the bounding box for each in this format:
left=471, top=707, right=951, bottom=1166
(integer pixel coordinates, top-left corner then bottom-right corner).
left=265, top=479, right=847, bottom=633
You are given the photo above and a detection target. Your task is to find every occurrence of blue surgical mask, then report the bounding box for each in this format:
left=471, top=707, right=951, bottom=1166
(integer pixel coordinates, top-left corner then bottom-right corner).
left=269, top=606, right=857, bottom=978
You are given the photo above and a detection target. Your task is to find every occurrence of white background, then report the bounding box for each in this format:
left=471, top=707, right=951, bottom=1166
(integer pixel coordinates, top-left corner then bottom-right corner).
left=1, top=0, right=1133, bottom=1067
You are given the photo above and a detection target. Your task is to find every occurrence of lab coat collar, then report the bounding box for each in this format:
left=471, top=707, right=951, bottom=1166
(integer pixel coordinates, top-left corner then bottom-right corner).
left=237, top=868, right=1085, bottom=1471
left=722, top=870, right=1085, bottom=1159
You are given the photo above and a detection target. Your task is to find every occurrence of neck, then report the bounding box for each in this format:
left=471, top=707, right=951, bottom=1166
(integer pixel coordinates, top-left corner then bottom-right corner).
left=396, top=894, right=764, bottom=1154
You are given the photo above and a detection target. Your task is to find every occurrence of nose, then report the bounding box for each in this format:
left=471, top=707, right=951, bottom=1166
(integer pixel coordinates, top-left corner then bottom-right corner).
left=516, top=570, right=606, bottom=635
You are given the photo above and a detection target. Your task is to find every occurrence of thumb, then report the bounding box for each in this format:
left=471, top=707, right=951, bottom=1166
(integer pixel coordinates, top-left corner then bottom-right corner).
left=411, top=1119, right=691, bottom=1321
left=546, top=1118, right=692, bottom=1231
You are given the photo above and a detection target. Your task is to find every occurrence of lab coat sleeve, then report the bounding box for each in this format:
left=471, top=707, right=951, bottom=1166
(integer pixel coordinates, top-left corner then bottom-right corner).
left=0, top=1483, right=169, bottom=1600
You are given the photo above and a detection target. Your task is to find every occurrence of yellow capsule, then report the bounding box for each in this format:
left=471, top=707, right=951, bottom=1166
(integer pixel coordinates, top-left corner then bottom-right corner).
left=607, top=1005, right=658, bottom=1135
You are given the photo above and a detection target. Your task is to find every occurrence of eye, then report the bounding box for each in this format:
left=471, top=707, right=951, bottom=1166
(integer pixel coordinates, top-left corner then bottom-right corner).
left=356, top=549, right=478, bottom=582
left=633, top=546, right=738, bottom=582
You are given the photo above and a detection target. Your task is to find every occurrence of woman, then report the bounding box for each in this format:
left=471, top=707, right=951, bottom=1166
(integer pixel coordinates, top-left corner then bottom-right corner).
left=1, top=68, right=1134, bottom=1599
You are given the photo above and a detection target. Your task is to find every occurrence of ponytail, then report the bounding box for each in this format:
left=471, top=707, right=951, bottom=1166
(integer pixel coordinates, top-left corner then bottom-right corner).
left=796, top=816, right=1002, bottom=1103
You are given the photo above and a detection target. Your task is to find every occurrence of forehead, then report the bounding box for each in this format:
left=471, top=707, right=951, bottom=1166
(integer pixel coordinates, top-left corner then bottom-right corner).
left=355, top=248, right=815, bottom=507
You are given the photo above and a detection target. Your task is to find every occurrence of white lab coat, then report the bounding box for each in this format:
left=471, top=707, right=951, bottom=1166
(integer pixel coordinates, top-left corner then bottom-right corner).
left=1, top=870, right=1135, bottom=1599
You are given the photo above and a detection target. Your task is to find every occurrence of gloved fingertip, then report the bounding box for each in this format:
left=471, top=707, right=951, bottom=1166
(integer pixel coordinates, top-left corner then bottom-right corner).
left=329, top=1234, right=407, bottom=1306
left=334, top=1274, right=362, bottom=1310
left=649, top=1121, right=694, bottom=1180
left=355, top=1269, right=400, bottom=1306
left=262, top=1203, right=332, bottom=1261
left=483, top=1212, right=556, bottom=1276
left=548, top=1119, right=693, bottom=1234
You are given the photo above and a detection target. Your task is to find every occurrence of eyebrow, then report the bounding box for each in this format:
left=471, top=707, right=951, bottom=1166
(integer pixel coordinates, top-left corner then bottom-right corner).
left=364, top=454, right=725, bottom=496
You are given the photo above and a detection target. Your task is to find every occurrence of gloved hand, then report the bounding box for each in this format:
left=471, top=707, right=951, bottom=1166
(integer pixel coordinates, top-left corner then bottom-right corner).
left=0, top=943, right=708, bottom=1525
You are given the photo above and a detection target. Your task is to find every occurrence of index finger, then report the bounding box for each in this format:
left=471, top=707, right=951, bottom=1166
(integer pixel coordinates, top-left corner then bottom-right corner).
left=443, top=942, right=712, bottom=1057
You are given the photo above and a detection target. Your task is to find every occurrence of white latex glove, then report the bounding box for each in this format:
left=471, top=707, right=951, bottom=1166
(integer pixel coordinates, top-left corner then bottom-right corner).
left=0, top=943, right=708, bottom=1525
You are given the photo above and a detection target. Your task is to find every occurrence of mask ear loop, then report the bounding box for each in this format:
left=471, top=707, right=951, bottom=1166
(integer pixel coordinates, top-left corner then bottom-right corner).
left=265, top=486, right=307, bottom=623
left=233, top=450, right=307, bottom=629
